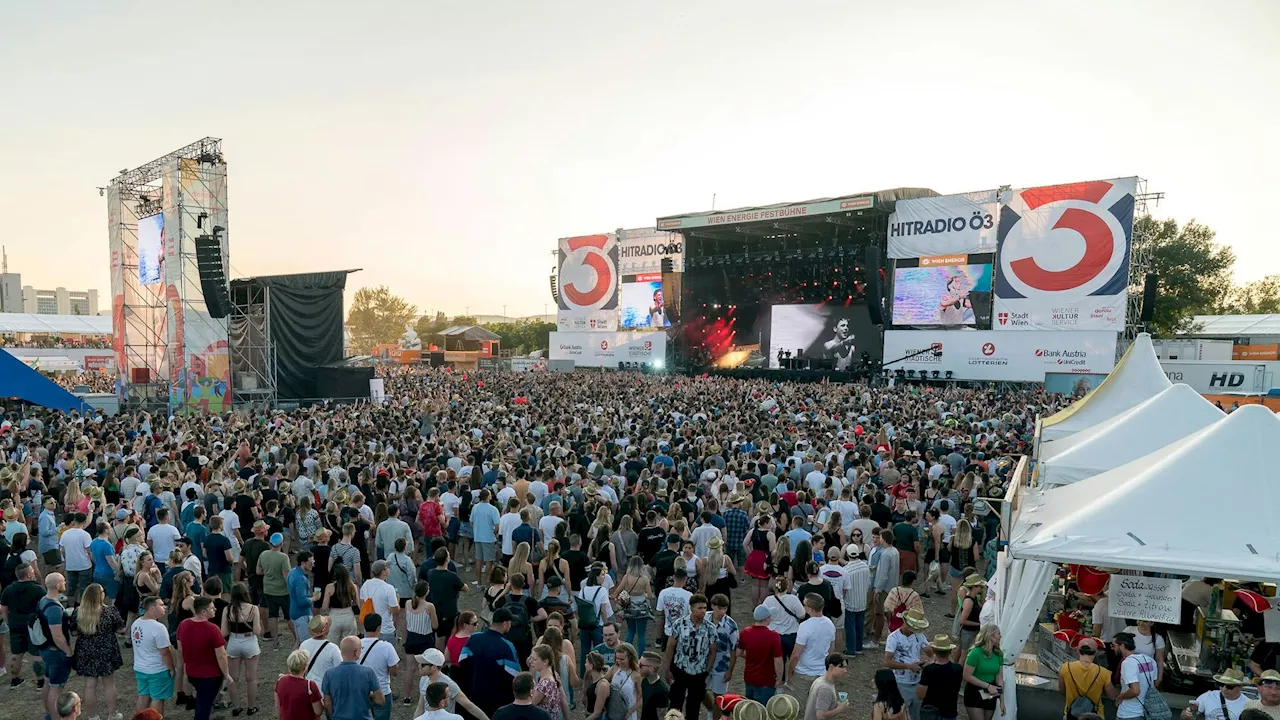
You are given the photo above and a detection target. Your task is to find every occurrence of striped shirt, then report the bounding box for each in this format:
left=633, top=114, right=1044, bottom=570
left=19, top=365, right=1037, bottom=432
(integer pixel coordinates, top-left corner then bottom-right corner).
left=331, top=542, right=360, bottom=577
left=842, top=560, right=870, bottom=612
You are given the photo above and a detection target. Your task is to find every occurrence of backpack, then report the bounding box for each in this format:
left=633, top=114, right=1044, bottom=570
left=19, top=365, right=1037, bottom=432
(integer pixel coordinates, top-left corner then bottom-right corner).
left=886, top=589, right=919, bottom=633
left=29, top=596, right=61, bottom=650
left=358, top=596, right=376, bottom=629
left=144, top=495, right=164, bottom=527
left=1139, top=661, right=1171, bottom=720
left=575, top=586, right=604, bottom=629
left=1064, top=662, right=1104, bottom=720
left=605, top=679, right=631, bottom=720
left=502, top=594, right=533, bottom=645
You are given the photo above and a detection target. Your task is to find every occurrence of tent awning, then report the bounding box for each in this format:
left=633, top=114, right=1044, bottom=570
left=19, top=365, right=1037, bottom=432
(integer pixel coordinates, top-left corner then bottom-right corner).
left=0, top=313, right=111, bottom=334
left=1040, top=333, right=1170, bottom=443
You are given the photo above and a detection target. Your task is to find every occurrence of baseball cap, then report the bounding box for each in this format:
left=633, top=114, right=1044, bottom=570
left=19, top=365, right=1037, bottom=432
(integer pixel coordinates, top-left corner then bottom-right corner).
left=753, top=605, right=773, bottom=622
left=665, top=533, right=681, bottom=545
left=269, top=532, right=283, bottom=546
left=415, top=648, right=446, bottom=666
left=371, top=559, right=388, bottom=575
left=844, top=544, right=862, bottom=559
left=176, top=536, right=192, bottom=546
left=114, top=508, right=130, bottom=521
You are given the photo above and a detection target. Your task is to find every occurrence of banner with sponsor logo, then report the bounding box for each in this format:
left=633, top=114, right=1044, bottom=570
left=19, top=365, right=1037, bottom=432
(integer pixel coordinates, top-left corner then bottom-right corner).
left=557, top=233, right=619, bottom=332
left=617, top=227, right=683, bottom=275
left=548, top=331, right=666, bottom=367
left=883, top=330, right=1117, bottom=382
left=888, top=191, right=1000, bottom=259
left=993, top=178, right=1136, bottom=331
left=510, top=357, right=548, bottom=372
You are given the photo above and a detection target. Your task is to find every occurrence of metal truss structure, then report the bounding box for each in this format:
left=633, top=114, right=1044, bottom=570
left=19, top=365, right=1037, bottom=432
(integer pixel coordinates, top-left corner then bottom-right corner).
left=1128, top=178, right=1165, bottom=343
left=228, top=279, right=278, bottom=409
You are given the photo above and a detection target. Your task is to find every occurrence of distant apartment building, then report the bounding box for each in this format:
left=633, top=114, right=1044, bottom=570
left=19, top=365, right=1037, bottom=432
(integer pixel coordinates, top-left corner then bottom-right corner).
left=18, top=285, right=100, bottom=316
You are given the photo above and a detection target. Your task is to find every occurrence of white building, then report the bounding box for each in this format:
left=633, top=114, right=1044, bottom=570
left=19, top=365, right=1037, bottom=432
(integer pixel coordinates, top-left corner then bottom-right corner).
left=20, top=285, right=99, bottom=316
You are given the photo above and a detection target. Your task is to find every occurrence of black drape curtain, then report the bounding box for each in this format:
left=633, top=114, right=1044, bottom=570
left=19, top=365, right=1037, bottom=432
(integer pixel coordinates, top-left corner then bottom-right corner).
left=256, top=271, right=349, bottom=400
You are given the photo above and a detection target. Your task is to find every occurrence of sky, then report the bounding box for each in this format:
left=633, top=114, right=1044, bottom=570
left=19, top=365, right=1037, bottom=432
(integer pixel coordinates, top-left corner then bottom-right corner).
left=0, top=1, right=1276, bottom=318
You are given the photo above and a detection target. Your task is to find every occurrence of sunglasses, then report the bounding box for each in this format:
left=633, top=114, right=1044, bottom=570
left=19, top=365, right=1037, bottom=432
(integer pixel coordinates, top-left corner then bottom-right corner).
left=1260, top=680, right=1280, bottom=688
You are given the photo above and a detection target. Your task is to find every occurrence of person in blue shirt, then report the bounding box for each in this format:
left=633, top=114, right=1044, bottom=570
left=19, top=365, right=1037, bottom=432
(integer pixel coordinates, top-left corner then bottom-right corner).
left=468, top=490, right=501, bottom=586
left=37, top=497, right=60, bottom=567
left=459, top=608, right=521, bottom=717
left=287, top=551, right=315, bottom=642
left=322, top=636, right=383, bottom=720
left=184, top=506, right=210, bottom=565
left=88, top=522, right=120, bottom=600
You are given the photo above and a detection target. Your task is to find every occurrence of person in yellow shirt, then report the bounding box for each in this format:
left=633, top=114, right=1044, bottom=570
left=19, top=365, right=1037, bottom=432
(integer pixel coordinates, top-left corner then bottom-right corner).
left=1058, top=639, right=1113, bottom=720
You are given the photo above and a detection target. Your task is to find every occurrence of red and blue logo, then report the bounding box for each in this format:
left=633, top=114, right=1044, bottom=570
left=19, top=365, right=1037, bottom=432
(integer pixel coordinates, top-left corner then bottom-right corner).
left=994, top=180, right=1134, bottom=300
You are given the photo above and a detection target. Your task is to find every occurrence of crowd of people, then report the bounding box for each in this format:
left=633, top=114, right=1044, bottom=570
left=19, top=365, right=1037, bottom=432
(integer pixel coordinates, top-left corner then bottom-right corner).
left=0, top=366, right=1092, bottom=720
left=0, top=337, right=113, bottom=350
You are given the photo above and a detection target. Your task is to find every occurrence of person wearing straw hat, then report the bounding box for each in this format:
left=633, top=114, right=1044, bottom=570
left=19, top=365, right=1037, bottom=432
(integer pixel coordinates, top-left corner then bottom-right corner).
left=917, top=635, right=963, bottom=720
left=766, top=693, right=800, bottom=720
left=883, top=608, right=929, bottom=720
left=730, top=697, right=766, bottom=720
left=1245, top=668, right=1280, bottom=718
left=1183, top=667, right=1248, bottom=720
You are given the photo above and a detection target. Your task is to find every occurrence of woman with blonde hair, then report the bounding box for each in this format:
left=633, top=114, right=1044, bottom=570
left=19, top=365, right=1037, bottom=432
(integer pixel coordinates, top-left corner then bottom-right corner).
left=537, top=538, right=571, bottom=598
left=611, top=514, right=638, bottom=572
left=605, top=642, right=642, bottom=720
left=698, top=536, right=736, bottom=602
left=509, top=542, right=535, bottom=588
left=962, top=624, right=1005, bottom=720
left=168, top=570, right=197, bottom=708
left=72, top=583, right=124, bottom=720
left=949, top=517, right=975, bottom=608
left=762, top=576, right=806, bottom=677
left=64, top=479, right=86, bottom=514
left=275, top=648, right=323, bottom=720
left=613, top=556, right=653, bottom=648
left=528, top=644, right=569, bottom=720
left=537, top=624, right=578, bottom=711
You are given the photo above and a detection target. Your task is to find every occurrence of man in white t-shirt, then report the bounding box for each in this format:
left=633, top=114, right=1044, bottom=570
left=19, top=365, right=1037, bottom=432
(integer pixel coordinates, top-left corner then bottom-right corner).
left=528, top=477, right=549, bottom=506
left=1186, top=668, right=1249, bottom=720
left=883, top=609, right=929, bottom=720
left=497, top=502, right=522, bottom=559
left=788, top=592, right=836, bottom=711
left=298, top=616, right=343, bottom=686
left=656, top=569, right=694, bottom=637
left=132, top=596, right=175, bottom=713
left=58, top=514, right=93, bottom=606
left=1113, top=632, right=1159, bottom=719
left=359, top=561, right=402, bottom=641
left=358, top=612, right=401, bottom=707
left=147, top=509, right=182, bottom=562
left=538, top=502, right=564, bottom=550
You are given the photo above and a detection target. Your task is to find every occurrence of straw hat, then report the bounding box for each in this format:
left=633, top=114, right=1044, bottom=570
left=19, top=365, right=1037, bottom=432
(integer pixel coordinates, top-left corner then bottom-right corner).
left=928, top=634, right=956, bottom=651
left=708, top=536, right=723, bottom=551
left=1254, top=669, right=1280, bottom=685
left=732, top=699, right=766, bottom=720
left=331, top=488, right=351, bottom=505
left=765, top=694, right=800, bottom=720
left=904, top=608, right=930, bottom=631
left=962, top=573, right=987, bottom=588
left=755, top=501, right=773, bottom=516
left=728, top=492, right=749, bottom=507
left=1214, top=668, right=1246, bottom=686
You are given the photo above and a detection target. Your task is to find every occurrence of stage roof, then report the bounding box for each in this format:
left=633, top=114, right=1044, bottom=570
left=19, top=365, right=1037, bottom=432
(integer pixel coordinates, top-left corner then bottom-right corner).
left=655, top=187, right=938, bottom=234
left=439, top=325, right=501, bottom=341
left=0, top=313, right=111, bottom=335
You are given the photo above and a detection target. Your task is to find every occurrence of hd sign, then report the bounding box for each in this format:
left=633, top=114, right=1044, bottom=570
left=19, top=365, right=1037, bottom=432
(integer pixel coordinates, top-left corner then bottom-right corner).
left=883, top=330, right=1118, bottom=382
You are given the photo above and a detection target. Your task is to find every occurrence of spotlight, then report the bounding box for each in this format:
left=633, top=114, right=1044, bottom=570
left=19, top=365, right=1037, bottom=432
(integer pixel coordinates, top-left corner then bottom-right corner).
left=945, top=371, right=954, bottom=379
left=653, top=359, right=664, bottom=369
left=906, top=370, right=916, bottom=378
left=931, top=370, right=940, bottom=379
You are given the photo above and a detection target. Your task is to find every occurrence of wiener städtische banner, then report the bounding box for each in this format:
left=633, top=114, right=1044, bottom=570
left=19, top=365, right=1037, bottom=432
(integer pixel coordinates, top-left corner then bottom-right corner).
left=557, top=233, right=619, bottom=332
left=548, top=331, right=666, bottom=367
left=883, top=330, right=1118, bottom=382
left=887, top=191, right=1000, bottom=259
left=993, top=178, right=1137, bottom=332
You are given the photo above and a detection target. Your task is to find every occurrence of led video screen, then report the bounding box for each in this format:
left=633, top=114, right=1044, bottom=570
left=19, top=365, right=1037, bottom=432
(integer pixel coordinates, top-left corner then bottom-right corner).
left=891, top=253, right=993, bottom=326
left=769, top=303, right=881, bottom=369
left=620, top=273, right=672, bottom=329
left=137, top=213, right=164, bottom=286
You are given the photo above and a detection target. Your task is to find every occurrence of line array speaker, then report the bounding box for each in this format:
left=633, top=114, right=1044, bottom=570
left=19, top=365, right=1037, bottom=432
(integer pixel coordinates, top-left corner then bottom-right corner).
left=194, top=235, right=232, bottom=319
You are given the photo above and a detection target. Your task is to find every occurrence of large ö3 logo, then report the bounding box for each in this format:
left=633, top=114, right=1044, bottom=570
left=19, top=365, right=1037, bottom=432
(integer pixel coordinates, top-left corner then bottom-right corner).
left=994, top=180, right=1134, bottom=300
left=559, top=234, right=618, bottom=310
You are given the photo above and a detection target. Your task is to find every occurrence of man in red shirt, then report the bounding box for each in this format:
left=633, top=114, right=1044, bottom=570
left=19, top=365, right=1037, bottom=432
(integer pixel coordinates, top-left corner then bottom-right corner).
left=736, top=604, right=784, bottom=703
left=177, top=597, right=233, bottom=720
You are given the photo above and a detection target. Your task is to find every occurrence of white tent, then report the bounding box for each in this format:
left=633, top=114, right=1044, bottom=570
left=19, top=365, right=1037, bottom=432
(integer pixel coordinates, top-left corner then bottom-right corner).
left=1013, top=404, right=1280, bottom=581
left=1037, top=384, right=1224, bottom=485
left=1039, top=333, right=1170, bottom=443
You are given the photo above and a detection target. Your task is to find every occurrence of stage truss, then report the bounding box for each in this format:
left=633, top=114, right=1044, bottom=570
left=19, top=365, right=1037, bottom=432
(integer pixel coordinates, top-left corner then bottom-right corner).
left=107, top=137, right=231, bottom=413
left=228, top=279, right=278, bottom=409
left=1128, top=177, right=1164, bottom=343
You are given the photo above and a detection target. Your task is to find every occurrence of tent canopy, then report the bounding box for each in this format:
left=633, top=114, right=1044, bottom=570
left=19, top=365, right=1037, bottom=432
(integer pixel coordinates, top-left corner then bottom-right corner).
left=1039, top=333, right=1170, bottom=443
left=438, top=325, right=500, bottom=342
left=1037, top=384, right=1224, bottom=485
left=1012, top=405, right=1280, bottom=581
left=0, top=313, right=111, bottom=335
left=0, top=350, right=91, bottom=413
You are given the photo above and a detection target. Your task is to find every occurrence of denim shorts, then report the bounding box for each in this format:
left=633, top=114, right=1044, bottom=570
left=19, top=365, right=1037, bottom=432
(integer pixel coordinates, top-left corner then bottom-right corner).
left=40, top=649, right=71, bottom=686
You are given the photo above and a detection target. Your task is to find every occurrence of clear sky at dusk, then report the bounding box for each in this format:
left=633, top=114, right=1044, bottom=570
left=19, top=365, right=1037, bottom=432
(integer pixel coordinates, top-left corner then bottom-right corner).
left=0, top=1, right=1276, bottom=317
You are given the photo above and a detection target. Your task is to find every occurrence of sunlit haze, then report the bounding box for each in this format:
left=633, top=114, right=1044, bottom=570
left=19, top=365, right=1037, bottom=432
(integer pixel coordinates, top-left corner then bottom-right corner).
left=1, top=1, right=1276, bottom=316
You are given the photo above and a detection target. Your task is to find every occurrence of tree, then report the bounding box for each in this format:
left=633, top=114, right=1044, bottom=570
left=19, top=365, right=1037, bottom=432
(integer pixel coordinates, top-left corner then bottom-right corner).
left=345, top=286, right=418, bottom=354
left=1130, top=217, right=1235, bottom=336
left=414, top=311, right=449, bottom=341
left=1225, top=275, right=1280, bottom=315
left=480, top=319, right=555, bottom=354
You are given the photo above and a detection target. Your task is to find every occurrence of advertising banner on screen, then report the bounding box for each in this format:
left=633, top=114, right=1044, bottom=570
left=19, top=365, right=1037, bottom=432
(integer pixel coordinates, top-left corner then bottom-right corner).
left=557, top=233, right=619, bottom=332
left=618, top=227, right=683, bottom=274
left=549, top=331, right=666, bottom=367
left=993, top=178, right=1136, bottom=331
left=892, top=254, right=993, bottom=327
left=883, top=330, right=1118, bottom=382
left=768, top=304, right=882, bottom=370
left=888, top=191, right=999, bottom=259
left=511, top=357, right=548, bottom=372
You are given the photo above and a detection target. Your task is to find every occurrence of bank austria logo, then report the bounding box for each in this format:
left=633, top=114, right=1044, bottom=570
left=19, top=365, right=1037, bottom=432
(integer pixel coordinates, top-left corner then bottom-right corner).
left=993, top=179, right=1135, bottom=302
left=559, top=234, right=618, bottom=311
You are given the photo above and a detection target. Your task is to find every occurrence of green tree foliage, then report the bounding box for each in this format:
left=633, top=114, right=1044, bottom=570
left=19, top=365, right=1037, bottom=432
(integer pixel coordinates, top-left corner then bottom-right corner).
left=1131, top=216, right=1235, bottom=336
left=482, top=319, right=555, bottom=354
left=1224, top=274, right=1280, bottom=315
left=413, top=311, right=449, bottom=340
left=345, top=286, right=418, bottom=354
